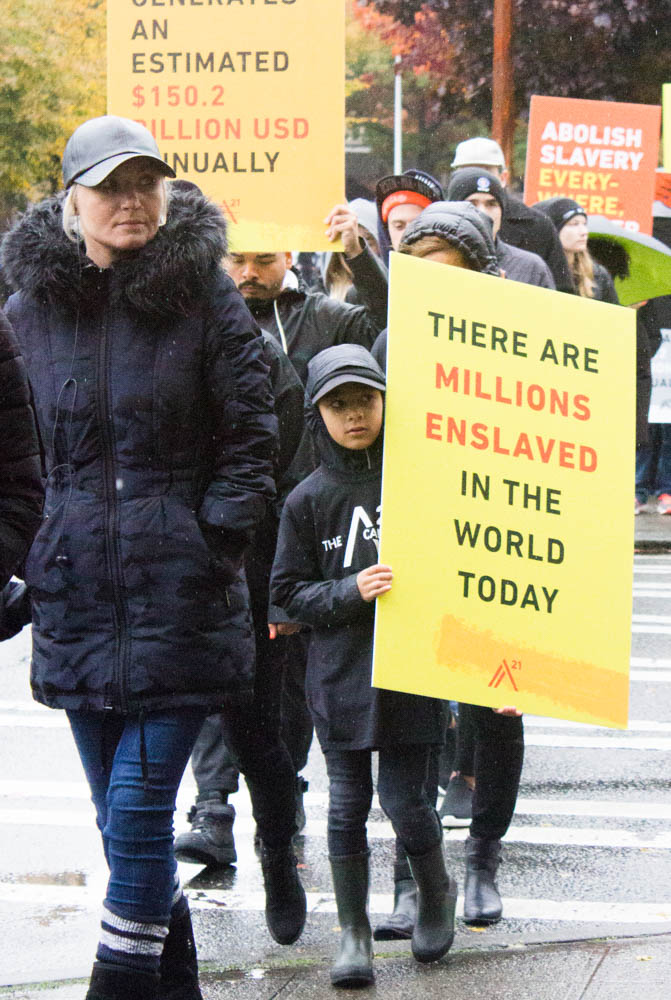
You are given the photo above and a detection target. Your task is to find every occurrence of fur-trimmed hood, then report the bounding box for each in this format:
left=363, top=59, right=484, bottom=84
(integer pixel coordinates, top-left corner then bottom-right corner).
left=1, top=184, right=228, bottom=322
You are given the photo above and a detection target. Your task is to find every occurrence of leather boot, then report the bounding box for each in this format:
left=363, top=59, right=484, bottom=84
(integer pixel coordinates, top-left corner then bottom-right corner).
left=407, top=841, right=457, bottom=963
left=463, top=836, right=502, bottom=924
left=259, top=842, right=307, bottom=945
left=373, top=859, right=416, bottom=940
left=86, top=962, right=160, bottom=1000
left=173, top=792, right=236, bottom=867
left=329, top=853, right=374, bottom=987
left=159, top=903, right=202, bottom=1000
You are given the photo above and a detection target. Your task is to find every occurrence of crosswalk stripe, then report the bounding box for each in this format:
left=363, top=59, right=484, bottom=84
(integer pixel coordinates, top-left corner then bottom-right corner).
left=523, top=734, right=671, bottom=750
left=524, top=717, right=671, bottom=732
left=2, top=783, right=671, bottom=821
left=1, top=808, right=669, bottom=850
left=1, top=883, right=669, bottom=925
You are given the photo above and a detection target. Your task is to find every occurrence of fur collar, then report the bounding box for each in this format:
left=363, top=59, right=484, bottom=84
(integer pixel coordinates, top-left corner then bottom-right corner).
left=1, top=185, right=228, bottom=322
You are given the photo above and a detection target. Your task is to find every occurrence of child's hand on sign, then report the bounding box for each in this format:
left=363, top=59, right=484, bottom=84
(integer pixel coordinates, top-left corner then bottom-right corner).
left=268, top=622, right=303, bottom=639
left=324, top=203, right=361, bottom=259
left=357, top=564, right=393, bottom=602
left=495, top=706, right=523, bottom=716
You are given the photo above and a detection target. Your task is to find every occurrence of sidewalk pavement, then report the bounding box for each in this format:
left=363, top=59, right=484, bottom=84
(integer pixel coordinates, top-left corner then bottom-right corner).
left=634, top=505, right=671, bottom=550
left=2, top=932, right=670, bottom=1000
left=1, top=510, right=667, bottom=998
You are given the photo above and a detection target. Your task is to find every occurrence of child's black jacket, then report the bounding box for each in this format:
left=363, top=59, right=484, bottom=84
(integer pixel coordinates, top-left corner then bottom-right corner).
left=270, top=347, right=443, bottom=750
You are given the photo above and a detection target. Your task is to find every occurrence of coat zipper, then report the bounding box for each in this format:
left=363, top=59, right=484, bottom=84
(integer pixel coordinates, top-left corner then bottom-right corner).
left=97, top=306, right=131, bottom=712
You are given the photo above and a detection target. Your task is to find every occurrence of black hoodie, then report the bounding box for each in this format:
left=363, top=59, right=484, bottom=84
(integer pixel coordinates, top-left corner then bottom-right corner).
left=270, top=345, right=443, bottom=750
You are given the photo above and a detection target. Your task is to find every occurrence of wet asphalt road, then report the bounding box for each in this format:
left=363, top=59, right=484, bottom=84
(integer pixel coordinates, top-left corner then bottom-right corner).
left=0, top=550, right=670, bottom=989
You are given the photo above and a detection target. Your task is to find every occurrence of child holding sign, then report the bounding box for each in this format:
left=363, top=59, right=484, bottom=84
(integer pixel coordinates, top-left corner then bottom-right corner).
left=270, top=344, right=455, bottom=987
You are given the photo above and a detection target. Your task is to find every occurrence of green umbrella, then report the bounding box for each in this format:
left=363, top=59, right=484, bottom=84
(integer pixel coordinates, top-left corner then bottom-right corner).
left=587, top=216, right=671, bottom=306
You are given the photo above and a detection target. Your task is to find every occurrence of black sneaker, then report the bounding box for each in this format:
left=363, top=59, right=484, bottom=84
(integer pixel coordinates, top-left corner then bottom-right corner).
left=439, top=775, right=473, bottom=828
left=174, top=792, right=237, bottom=866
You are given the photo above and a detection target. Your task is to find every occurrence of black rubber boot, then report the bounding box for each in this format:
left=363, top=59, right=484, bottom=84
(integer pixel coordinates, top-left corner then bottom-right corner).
left=407, top=841, right=457, bottom=963
left=463, top=836, right=502, bottom=925
left=86, top=962, right=160, bottom=1000
left=259, top=842, right=307, bottom=945
left=159, top=904, right=202, bottom=1000
left=329, top=853, right=374, bottom=988
left=373, top=859, right=416, bottom=941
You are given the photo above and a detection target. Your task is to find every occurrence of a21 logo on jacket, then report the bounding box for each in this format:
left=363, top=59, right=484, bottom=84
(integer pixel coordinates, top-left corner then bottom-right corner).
left=320, top=504, right=381, bottom=568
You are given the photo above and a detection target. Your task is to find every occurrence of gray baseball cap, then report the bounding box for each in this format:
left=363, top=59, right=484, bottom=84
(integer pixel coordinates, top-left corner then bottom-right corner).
left=62, top=115, right=176, bottom=189
left=451, top=137, right=506, bottom=170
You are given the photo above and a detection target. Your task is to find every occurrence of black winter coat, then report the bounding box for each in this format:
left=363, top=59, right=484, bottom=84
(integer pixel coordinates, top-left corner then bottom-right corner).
left=0, top=312, right=42, bottom=586
left=500, top=193, right=574, bottom=293
left=1, top=186, right=276, bottom=713
left=270, top=350, right=444, bottom=751
left=246, top=278, right=380, bottom=386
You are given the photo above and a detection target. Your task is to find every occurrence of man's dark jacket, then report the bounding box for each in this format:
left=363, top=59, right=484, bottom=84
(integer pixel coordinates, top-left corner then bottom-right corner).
left=245, top=261, right=382, bottom=387
left=500, top=193, right=574, bottom=293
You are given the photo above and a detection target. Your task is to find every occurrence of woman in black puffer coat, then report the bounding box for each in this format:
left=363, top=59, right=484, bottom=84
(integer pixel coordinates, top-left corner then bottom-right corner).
left=1, top=116, right=278, bottom=1000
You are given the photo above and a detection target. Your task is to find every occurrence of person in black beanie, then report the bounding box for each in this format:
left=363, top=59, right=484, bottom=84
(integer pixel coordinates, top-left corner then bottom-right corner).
left=450, top=137, right=573, bottom=292
left=534, top=197, right=618, bottom=303
left=447, top=168, right=554, bottom=289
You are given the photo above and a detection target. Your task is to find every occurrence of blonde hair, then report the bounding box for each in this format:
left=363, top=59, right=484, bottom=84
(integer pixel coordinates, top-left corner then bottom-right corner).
left=399, top=234, right=473, bottom=268
left=568, top=248, right=596, bottom=298
left=324, top=252, right=353, bottom=301
left=62, top=176, right=171, bottom=244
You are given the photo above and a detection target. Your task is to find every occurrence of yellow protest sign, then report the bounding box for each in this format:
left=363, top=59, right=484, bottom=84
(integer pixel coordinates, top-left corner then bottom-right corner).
left=107, top=1, right=345, bottom=251
left=373, top=254, right=634, bottom=729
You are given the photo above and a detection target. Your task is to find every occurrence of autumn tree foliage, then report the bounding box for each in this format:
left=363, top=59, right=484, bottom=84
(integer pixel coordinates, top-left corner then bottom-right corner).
left=357, top=0, right=671, bottom=120
left=347, top=0, right=490, bottom=178
left=0, top=0, right=105, bottom=227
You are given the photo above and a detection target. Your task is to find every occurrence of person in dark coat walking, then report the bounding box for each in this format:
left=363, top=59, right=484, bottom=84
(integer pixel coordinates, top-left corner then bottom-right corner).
left=177, top=228, right=392, bottom=868
left=0, top=115, right=298, bottom=1000
left=446, top=168, right=555, bottom=289
left=0, top=312, right=42, bottom=608
left=271, top=344, right=457, bottom=987
left=533, top=197, right=618, bottom=303
left=451, top=137, right=573, bottom=293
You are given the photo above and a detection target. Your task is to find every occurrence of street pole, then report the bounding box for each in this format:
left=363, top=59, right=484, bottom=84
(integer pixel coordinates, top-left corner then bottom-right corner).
left=393, top=54, right=403, bottom=174
left=492, top=0, right=515, bottom=176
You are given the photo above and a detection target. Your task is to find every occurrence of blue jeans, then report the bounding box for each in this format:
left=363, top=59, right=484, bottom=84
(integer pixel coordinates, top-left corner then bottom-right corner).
left=324, top=745, right=442, bottom=858
left=636, top=424, right=671, bottom=501
left=68, top=708, right=207, bottom=924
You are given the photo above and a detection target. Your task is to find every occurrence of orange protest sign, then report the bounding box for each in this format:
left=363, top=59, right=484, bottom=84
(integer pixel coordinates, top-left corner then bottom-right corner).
left=654, top=171, right=671, bottom=216
left=525, top=95, right=661, bottom=234
left=664, top=84, right=671, bottom=171
left=107, top=2, right=345, bottom=251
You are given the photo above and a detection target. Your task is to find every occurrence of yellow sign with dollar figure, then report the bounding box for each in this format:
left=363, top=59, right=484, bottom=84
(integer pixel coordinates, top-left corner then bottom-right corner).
left=107, top=1, right=345, bottom=250
left=372, top=253, right=634, bottom=729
